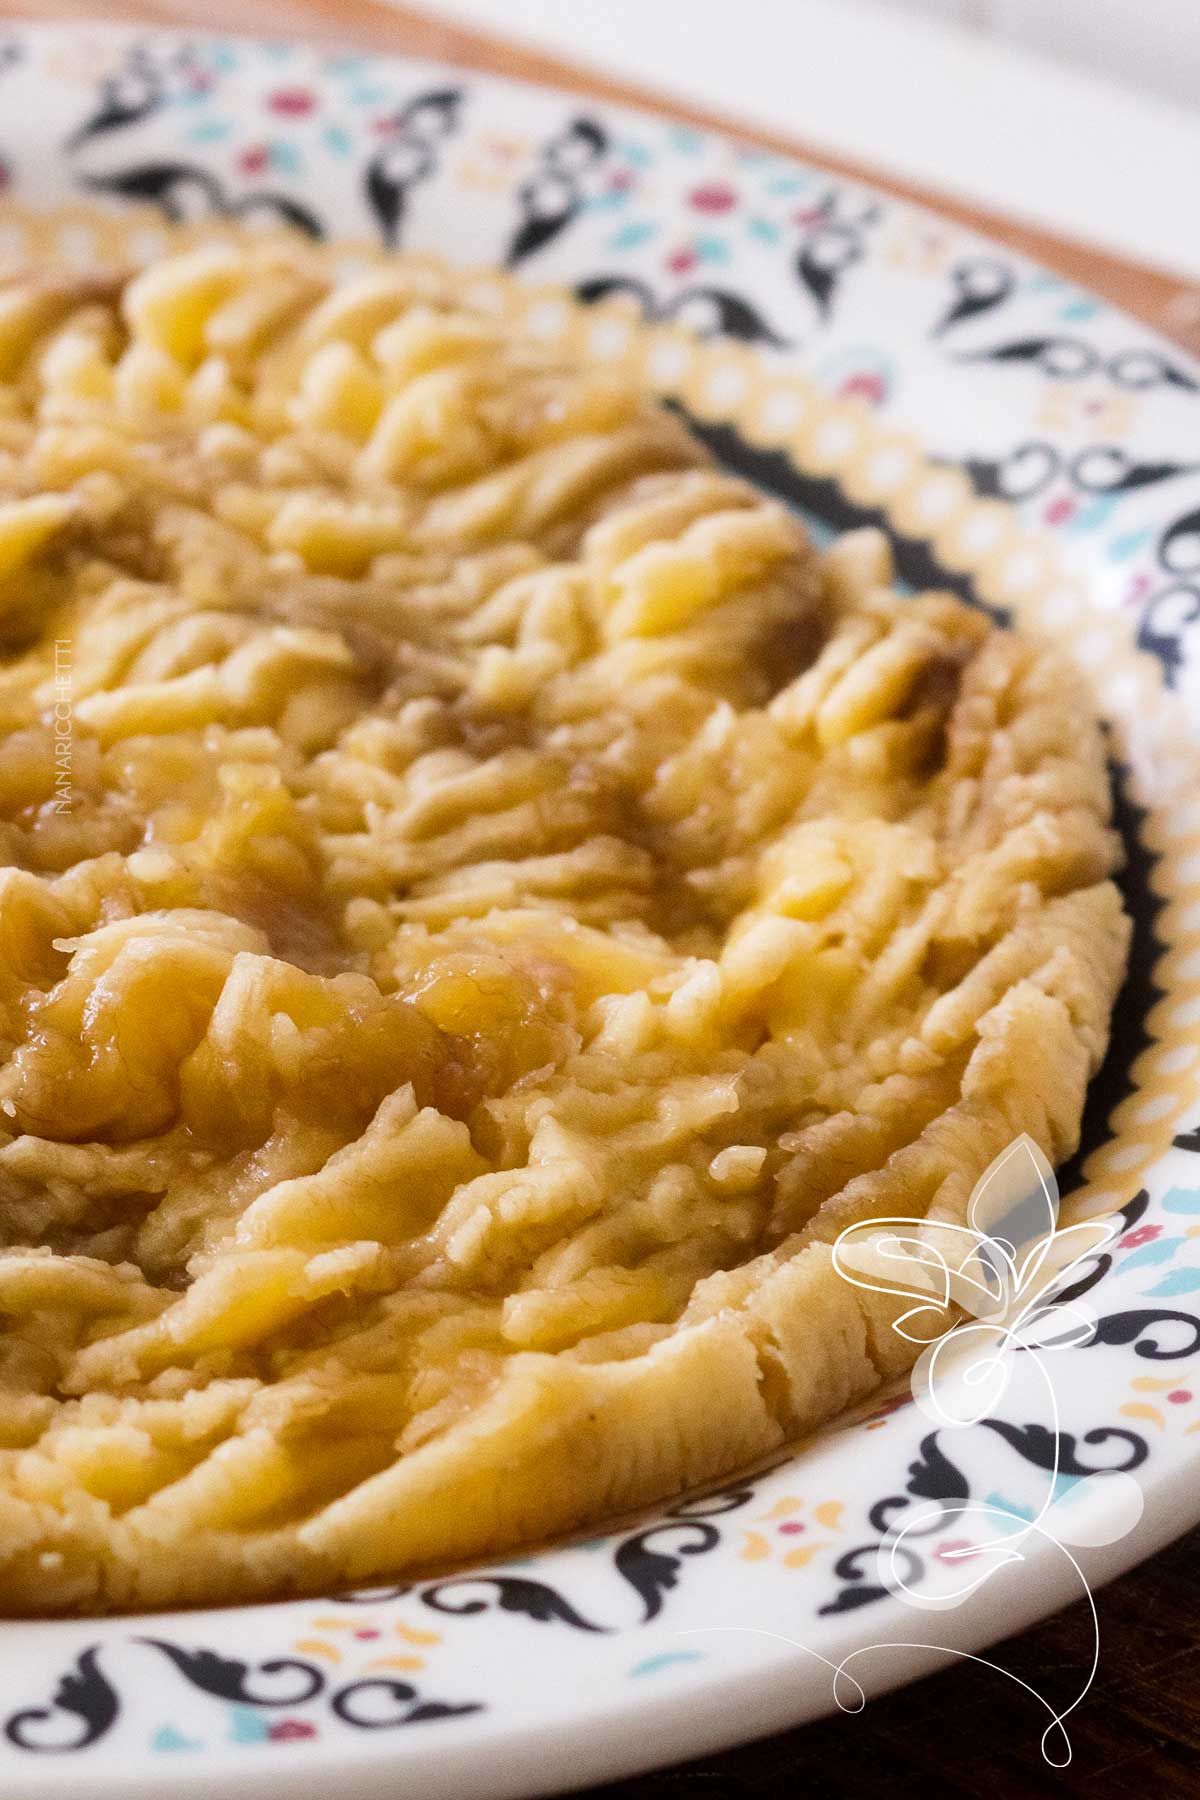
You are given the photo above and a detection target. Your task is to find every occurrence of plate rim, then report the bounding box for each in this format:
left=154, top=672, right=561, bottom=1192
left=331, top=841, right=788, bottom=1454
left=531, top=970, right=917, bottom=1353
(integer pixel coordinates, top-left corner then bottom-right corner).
left=1, top=23, right=1200, bottom=1796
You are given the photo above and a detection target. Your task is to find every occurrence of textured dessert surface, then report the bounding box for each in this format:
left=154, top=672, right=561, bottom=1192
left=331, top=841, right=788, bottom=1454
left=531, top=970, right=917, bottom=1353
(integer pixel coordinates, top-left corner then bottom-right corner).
left=0, top=244, right=1128, bottom=1613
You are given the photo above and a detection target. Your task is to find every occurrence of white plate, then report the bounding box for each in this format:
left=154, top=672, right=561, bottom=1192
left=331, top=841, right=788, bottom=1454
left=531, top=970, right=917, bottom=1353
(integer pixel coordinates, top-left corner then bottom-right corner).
left=3, top=24, right=1200, bottom=1798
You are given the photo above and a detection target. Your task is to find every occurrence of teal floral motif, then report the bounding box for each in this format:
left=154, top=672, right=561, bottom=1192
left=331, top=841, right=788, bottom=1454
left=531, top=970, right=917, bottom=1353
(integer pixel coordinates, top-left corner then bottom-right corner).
left=588, top=188, right=631, bottom=214
left=747, top=216, right=782, bottom=244
left=764, top=173, right=812, bottom=196
left=1069, top=496, right=1118, bottom=533
left=1108, top=527, right=1155, bottom=562
left=151, top=1724, right=203, bottom=1753
left=1122, top=1235, right=1184, bottom=1268
left=606, top=220, right=657, bottom=251
left=228, top=1705, right=271, bottom=1744
left=668, top=124, right=704, bottom=154
left=694, top=234, right=730, bottom=265
left=1025, top=270, right=1068, bottom=293
left=980, top=1490, right=1034, bottom=1530
left=268, top=142, right=303, bottom=175
left=185, top=120, right=231, bottom=144
left=1162, top=1187, right=1200, bottom=1214
left=1144, top=1269, right=1200, bottom=1298
left=980, top=1472, right=1102, bottom=1533
left=618, top=140, right=652, bottom=168
left=1129, top=1238, right=1180, bottom=1267
left=628, top=1652, right=704, bottom=1677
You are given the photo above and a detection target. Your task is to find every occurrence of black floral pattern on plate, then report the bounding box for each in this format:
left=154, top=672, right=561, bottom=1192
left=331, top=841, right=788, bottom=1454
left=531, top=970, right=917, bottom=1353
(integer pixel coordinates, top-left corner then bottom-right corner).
left=3, top=1640, right=480, bottom=1753
left=505, top=116, right=610, bottom=266
left=575, top=273, right=791, bottom=346
left=1, top=1480, right=772, bottom=1753
left=362, top=88, right=464, bottom=247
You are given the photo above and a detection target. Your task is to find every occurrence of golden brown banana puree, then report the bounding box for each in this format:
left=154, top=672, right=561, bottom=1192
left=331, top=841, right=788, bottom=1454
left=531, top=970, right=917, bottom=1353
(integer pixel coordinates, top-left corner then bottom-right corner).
left=0, top=244, right=1128, bottom=1612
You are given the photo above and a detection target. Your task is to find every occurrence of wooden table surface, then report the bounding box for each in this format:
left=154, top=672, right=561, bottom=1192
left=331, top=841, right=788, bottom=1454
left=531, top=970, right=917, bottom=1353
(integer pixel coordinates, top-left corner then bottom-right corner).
left=3, top=3, right=1199, bottom=1793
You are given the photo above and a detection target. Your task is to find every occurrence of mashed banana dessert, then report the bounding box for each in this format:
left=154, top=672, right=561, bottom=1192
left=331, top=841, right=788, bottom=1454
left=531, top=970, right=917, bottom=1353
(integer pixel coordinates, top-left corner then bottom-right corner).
left=0, top=243, right=1128, bottom=1614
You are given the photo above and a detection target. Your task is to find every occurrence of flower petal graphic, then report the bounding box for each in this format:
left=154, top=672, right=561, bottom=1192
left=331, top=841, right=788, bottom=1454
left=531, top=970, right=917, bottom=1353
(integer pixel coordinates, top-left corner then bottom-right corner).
left=912, top=1322, right=1011, bottom=1428
left=874, top=1534, right=1024, bottom=1612
left=968, top=1134, right=1059, bottom=1312
left=1044, top=1471, right=1144, bottom=1548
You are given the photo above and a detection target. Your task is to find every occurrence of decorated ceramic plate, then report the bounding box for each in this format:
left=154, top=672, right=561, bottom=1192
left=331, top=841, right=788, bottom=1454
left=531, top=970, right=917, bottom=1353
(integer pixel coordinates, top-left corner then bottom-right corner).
left=3, top=23, right=1200, bottom=1799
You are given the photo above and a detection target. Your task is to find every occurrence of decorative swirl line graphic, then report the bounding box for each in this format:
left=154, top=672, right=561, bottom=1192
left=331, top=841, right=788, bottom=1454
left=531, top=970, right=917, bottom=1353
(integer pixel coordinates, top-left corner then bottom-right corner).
left=708, top=1134, right=1153, bottom=1766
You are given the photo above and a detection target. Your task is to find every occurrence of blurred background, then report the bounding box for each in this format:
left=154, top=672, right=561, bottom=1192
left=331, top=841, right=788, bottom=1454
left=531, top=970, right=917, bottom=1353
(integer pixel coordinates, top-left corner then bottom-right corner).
left=417, top=0, right=1200, bottom=282
left=895, top=0, right=1200, bottom=108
